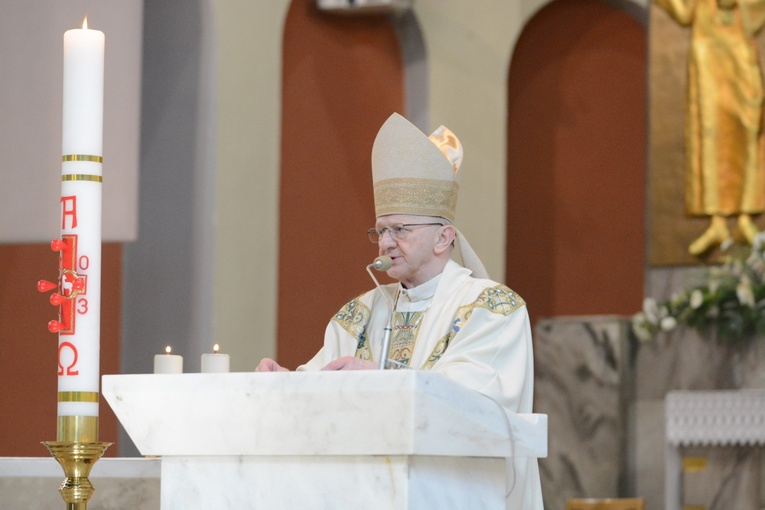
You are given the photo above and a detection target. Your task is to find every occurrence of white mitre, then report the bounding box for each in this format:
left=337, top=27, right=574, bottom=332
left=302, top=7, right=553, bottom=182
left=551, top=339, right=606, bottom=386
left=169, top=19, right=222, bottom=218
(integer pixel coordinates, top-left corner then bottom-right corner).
left=371, top=113, right=490, bottom=280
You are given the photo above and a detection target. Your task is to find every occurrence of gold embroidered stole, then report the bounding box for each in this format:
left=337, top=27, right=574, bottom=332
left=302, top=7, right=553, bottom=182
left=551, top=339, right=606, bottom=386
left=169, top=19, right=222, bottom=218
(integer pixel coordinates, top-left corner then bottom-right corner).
left=389, top=310, right=427, bottom=365
left=341, top=266, right=526, bottom=370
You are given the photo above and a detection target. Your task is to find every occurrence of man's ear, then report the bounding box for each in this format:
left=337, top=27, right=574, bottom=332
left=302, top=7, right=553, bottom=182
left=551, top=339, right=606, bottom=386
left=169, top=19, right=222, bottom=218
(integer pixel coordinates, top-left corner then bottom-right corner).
left=434, top=225, right=456, bottom=255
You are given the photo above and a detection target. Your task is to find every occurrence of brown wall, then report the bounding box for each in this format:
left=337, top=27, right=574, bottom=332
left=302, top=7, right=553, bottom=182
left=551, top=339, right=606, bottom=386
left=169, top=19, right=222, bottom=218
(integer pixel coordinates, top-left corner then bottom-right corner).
left=277, top=0, right=404, bottom=369
left=506, top=0, right=647, bottom=323
left=0, top=244, right=121, bottom=456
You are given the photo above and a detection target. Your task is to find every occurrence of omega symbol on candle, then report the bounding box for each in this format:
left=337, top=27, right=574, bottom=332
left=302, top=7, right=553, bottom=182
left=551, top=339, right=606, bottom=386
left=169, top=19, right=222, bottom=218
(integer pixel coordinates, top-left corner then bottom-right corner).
left=57, top=341, right=80, bottom=376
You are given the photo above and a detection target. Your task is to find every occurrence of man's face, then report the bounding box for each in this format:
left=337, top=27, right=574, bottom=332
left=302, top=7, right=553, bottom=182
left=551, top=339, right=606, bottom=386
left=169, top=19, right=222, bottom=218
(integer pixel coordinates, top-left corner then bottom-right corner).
left=375, top=214, right=444, bottom=288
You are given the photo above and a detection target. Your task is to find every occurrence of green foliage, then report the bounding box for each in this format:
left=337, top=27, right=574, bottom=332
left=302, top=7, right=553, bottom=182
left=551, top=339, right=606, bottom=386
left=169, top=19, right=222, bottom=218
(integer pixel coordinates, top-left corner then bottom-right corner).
left=632, top=238, right=765, bottom=346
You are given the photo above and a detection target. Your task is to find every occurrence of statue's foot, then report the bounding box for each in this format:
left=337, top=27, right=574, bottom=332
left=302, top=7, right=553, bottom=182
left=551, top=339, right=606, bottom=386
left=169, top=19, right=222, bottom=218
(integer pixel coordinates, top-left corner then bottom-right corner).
left=688, top=217, right=730, bottom=256
left=735, top=214, right=759, bottom=245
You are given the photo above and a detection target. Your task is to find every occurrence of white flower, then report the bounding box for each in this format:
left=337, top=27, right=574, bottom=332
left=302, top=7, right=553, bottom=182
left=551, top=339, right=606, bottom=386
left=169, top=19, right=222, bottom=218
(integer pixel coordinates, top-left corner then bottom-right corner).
left=749, top=257, right=764, bottom=277
left=736, top=276, right=755, bottom=307
left=752, top=232, right=765, bottom=251
left=690, top=290, right=704, bottom=309
left=642, top=298, right=659, bottom=325
left=720, top=237, right=735, bottom=252
left=631, top=314, right=654, bottom=342
left=634, top=241, right=765, bottom=345
left=660, top=316, right=677, bottom=331
left=633, top=325, right=654, bottom=343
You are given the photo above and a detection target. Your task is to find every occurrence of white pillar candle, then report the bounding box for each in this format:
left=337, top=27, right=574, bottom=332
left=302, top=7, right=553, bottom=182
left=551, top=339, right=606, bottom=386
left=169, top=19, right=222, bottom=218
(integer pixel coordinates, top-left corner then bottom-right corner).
left=154, top=346, right=183, bottom=374
left=55, top=18, right=105, bottom=435
left=201, top=344, right=230, bottom=373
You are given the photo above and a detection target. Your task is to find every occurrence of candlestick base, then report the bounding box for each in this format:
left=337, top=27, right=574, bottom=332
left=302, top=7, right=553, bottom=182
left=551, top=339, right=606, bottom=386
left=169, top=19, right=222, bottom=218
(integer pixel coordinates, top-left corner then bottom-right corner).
left=43, top=440, right=112, bottom=509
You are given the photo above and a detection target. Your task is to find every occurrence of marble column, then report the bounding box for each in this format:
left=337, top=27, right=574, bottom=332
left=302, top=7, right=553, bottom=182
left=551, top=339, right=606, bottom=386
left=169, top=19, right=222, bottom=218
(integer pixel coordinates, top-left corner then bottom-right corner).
left=533, top=316, right=633, bottom=510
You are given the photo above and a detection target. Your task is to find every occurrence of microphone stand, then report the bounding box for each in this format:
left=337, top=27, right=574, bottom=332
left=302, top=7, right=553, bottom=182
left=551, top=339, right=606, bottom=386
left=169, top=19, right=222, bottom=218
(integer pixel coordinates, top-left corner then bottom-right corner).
left=366, top=257, right=394, bottom=370
left=378, top=314, right=393, bottom=370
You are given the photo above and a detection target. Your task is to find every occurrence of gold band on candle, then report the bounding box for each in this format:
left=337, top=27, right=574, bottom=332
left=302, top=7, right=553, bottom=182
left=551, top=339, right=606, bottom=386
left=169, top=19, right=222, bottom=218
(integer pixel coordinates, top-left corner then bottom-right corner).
left=58, top=391, right=99, bottom=403
left=62, top=154, right=103, bottom=163
left=57, top=415, right=99, bottom=443
left=61, top=174, right=103, bottom=183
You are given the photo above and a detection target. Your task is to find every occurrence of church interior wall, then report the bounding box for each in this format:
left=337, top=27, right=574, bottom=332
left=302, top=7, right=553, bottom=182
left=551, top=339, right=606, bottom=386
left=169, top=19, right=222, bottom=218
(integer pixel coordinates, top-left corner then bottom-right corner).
left=8, top=1, right=758, bottom=509
left=277, top=0, right=405, bottom=369
left=0, top=0, right=649, bottom=450
left=505, top=0, right=647, bottom=323
left=0, top=2, right=142, bottom=458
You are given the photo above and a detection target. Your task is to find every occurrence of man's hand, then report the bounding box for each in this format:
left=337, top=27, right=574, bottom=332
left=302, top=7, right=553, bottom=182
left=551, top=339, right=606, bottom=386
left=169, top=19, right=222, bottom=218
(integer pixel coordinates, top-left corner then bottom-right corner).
left=320, top=356, right=376, bottom=371
left=255, top=358, right=289, bottom=372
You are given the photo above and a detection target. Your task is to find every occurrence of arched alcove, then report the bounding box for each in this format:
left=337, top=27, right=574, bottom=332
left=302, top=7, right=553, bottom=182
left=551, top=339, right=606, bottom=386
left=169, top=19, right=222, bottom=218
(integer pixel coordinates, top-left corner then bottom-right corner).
left=505, top=0, right=647, bottom=324
left=278, top=0, right=405, bottom=368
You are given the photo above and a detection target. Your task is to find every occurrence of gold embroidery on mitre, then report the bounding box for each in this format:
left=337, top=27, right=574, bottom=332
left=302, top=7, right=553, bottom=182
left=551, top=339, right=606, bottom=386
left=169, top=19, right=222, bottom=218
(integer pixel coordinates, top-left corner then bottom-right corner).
left=428, top=126, right=463, bottom=173
left=374, top=178, right=458, bottom=221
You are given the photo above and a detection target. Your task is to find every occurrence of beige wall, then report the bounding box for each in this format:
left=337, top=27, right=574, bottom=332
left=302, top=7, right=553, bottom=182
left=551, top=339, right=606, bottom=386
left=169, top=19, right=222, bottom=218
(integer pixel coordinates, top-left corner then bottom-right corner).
left=413, top=1, right=524, bottom=280
left=0, top=1, right=142, bottom=242
left=208, top=0, right=530, bottom=368
left=210, top=1, right=291, bottom=370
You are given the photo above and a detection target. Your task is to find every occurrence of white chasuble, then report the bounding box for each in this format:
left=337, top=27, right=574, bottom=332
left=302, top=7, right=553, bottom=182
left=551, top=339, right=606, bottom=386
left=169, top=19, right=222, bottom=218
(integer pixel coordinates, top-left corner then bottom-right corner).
left=299, top=260, right=543, bottom=510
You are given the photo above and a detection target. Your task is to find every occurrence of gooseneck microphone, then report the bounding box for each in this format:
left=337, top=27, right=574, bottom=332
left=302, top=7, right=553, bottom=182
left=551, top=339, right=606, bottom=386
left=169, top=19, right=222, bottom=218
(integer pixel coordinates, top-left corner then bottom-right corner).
left=366, top=256, right=394, bottom=369
left=370, top=256, right=392, bottom=272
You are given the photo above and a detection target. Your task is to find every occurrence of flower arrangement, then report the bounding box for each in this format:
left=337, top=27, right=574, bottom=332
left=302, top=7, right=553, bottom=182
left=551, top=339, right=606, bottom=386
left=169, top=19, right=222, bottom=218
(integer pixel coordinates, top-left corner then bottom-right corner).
left=632, top=234, right=765, bottom=346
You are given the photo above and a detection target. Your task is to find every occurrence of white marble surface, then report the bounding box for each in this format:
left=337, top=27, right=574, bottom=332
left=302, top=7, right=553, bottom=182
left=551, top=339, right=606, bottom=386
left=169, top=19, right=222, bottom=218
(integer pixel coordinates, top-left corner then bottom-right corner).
left=103, top=370, right=545, bottom=510
left=0, top=457, right=160, bottom=510
left=160, top=455, right=506, bottom=510
left=530, top=310, right=765, bottom=509
left=0, top=456, right=159, bottom=478
left=103, top=370, right=547, bottom=458
left=533, top=316, right=631, bottom=510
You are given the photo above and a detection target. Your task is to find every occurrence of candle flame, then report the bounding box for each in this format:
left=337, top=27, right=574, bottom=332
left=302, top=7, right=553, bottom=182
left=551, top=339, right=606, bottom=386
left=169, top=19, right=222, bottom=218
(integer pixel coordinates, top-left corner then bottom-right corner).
left=82, top=17, right=88, bottom=30
left=213, top=344, right=220, bottom=354
left=165, top=345, right=172, bottom=354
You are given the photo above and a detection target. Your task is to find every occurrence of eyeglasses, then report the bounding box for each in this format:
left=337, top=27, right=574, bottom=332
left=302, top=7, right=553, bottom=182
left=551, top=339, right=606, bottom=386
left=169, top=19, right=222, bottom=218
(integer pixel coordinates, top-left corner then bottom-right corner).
left=367, top=223, right=443, bottom=243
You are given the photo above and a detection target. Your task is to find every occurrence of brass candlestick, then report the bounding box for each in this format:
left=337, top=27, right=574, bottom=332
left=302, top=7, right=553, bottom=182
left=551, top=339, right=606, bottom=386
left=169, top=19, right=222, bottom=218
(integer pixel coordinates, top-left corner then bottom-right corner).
left=43, top=415, right=112, bottom=509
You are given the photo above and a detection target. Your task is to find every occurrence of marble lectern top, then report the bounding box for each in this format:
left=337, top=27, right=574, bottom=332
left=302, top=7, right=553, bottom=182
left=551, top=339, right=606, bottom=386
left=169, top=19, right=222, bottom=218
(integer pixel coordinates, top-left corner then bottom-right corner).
left=102, top=370, right=546, bottom=459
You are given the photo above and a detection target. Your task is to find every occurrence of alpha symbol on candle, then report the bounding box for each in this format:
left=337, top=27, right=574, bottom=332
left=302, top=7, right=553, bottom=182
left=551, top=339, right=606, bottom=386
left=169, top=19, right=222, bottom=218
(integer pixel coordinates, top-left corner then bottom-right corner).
left=61, top=196, right=78, bottom=229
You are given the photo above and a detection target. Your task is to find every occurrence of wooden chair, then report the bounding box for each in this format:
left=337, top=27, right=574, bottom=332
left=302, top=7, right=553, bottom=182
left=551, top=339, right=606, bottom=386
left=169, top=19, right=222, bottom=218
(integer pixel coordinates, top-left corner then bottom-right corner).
left=566, top=498, right=645, bottom=510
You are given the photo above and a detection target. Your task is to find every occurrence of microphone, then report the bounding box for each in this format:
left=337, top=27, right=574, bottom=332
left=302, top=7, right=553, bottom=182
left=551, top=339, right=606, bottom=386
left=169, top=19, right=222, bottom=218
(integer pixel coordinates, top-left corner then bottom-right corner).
left=366, top=256, right=394, bottom=369
left=370, top=255, right=392, bottom=272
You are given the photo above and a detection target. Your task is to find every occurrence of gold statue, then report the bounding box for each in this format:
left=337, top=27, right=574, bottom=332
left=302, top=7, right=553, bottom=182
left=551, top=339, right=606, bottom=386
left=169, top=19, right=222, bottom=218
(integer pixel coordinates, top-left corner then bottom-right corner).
left=656, top=0, right=765, bottom=255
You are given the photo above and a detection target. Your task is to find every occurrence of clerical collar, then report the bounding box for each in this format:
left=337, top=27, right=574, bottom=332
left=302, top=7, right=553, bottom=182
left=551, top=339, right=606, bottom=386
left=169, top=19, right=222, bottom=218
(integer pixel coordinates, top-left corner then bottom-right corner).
left=398, top=272, right=442, bottom=303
